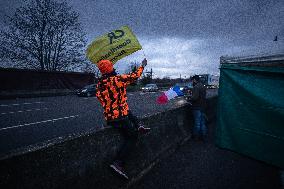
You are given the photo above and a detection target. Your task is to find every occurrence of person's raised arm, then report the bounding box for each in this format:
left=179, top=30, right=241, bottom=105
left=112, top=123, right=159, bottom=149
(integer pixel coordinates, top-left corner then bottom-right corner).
left=119, top=58, right=147, bottom=85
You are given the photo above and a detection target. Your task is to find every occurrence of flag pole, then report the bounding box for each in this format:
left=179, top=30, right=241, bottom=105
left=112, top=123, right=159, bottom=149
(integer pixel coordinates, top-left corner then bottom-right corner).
left=142, top=48, right=147, bottom=59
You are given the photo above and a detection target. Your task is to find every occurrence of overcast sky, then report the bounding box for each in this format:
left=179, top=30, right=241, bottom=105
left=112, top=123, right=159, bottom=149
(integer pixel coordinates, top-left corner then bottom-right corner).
left=0, top=0, right=283, bottom=78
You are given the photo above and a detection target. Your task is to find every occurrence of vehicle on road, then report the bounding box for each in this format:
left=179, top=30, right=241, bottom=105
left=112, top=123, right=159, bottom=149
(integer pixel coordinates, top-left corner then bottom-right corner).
left=141, top=84, right=159, bottom=92
left=77, top=84, right=96, bottom=97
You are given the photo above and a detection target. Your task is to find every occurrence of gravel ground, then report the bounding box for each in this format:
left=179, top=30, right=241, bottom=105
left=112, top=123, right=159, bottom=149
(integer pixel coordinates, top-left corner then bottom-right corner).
left=131, top=121, right=282, bottom=189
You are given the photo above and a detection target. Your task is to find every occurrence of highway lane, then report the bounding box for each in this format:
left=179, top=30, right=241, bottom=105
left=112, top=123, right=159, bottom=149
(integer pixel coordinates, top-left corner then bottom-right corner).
left=0, top=89, right=218, bottom=157
left=0, top=91, right=188, bottom=156
left=0, top=95, right=105, bottom=156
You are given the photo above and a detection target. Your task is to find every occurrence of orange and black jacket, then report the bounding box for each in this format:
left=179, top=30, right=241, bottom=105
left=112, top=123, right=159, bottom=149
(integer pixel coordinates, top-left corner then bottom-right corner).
left=96, top=66, right=144, bottom=121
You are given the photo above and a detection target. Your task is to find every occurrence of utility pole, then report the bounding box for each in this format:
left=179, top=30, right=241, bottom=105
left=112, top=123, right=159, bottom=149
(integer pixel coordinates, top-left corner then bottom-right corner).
left=145, top=68, right=153, bottom=82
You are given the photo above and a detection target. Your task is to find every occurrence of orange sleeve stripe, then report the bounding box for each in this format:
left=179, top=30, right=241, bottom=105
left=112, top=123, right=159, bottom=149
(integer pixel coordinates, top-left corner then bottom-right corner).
left=120, top=66, right=144, bottom=84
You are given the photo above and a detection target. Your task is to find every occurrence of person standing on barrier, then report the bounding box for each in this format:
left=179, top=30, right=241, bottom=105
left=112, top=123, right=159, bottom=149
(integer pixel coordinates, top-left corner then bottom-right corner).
left=95, top=59, right=150, bottom=179
left=190, top=75, right=207, bottom=141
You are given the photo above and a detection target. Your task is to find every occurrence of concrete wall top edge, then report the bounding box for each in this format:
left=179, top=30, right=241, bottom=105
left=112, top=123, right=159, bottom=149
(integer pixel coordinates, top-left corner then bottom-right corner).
left=0, top=103, right=191, bottom=161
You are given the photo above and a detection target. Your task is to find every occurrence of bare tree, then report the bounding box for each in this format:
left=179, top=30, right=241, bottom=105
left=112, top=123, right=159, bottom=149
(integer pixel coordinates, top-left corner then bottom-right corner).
left=0, top=0, right=87, bottom=71
left=81, top=62, right=100, bottom=78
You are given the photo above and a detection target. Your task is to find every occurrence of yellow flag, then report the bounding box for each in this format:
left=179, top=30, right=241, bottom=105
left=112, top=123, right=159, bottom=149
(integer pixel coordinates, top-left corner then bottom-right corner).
left=86, top=26, right=142, bottom=65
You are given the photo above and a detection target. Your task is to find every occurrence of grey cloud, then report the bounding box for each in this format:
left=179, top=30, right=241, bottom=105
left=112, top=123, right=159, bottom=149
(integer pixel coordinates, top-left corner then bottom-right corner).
left=1, top=0, right=283, bottom=78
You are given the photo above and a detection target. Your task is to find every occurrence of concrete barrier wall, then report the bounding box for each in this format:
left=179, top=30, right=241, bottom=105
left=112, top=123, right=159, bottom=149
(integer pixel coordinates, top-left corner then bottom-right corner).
left=0, top=98, right=217, bottom=189
left=0, top=68, right=95, bottom=99
left=0, top=68, right=95, bottom=91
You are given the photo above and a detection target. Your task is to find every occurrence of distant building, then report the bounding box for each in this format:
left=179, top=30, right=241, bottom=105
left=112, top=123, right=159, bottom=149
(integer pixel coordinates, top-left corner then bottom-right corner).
left=193, top=74, right=220, bottom=87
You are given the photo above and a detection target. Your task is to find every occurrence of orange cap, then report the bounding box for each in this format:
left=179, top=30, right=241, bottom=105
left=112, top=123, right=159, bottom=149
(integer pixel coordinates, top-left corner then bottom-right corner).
left=98, top=60, right=114, bottom=74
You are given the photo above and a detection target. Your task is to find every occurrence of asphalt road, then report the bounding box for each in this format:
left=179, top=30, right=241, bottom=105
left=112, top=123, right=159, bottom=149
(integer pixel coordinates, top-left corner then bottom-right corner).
left=0, top=91, right=193, bottom=157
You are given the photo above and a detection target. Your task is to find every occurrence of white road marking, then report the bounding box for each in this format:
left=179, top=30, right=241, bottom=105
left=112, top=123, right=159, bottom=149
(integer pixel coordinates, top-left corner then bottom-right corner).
left=0, top=115, right=79, bottom=131
left=0, top=108, right=48, bottom=115
left=0, top=101, right=44, bottom=107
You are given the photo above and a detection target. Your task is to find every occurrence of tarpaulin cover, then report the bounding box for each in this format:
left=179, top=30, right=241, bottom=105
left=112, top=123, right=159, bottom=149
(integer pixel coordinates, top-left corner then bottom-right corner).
left=216, top=57, right=284, bottom=168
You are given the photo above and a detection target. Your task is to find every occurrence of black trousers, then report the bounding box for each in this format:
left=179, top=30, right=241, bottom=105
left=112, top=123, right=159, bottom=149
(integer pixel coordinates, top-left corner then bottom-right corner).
left=107, top=112, right=139, bottom=165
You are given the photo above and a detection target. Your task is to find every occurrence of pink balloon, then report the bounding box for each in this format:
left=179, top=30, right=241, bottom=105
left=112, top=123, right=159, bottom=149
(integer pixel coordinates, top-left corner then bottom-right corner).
left=156, top=94, right=168, bottom=104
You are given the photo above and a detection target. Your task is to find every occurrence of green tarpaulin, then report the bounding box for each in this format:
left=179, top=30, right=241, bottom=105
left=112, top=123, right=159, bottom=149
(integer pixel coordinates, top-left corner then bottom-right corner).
left=216, top=54, right=284, bottom=168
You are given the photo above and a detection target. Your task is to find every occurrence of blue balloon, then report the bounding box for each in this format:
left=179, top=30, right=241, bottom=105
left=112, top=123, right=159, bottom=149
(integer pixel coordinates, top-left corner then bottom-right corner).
left=173, top=86, right=184, bottom=96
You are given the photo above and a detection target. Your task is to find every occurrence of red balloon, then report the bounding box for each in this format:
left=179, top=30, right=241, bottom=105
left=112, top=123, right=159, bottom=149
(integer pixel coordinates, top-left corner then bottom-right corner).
left=156, top=93, right=168, bottom=104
